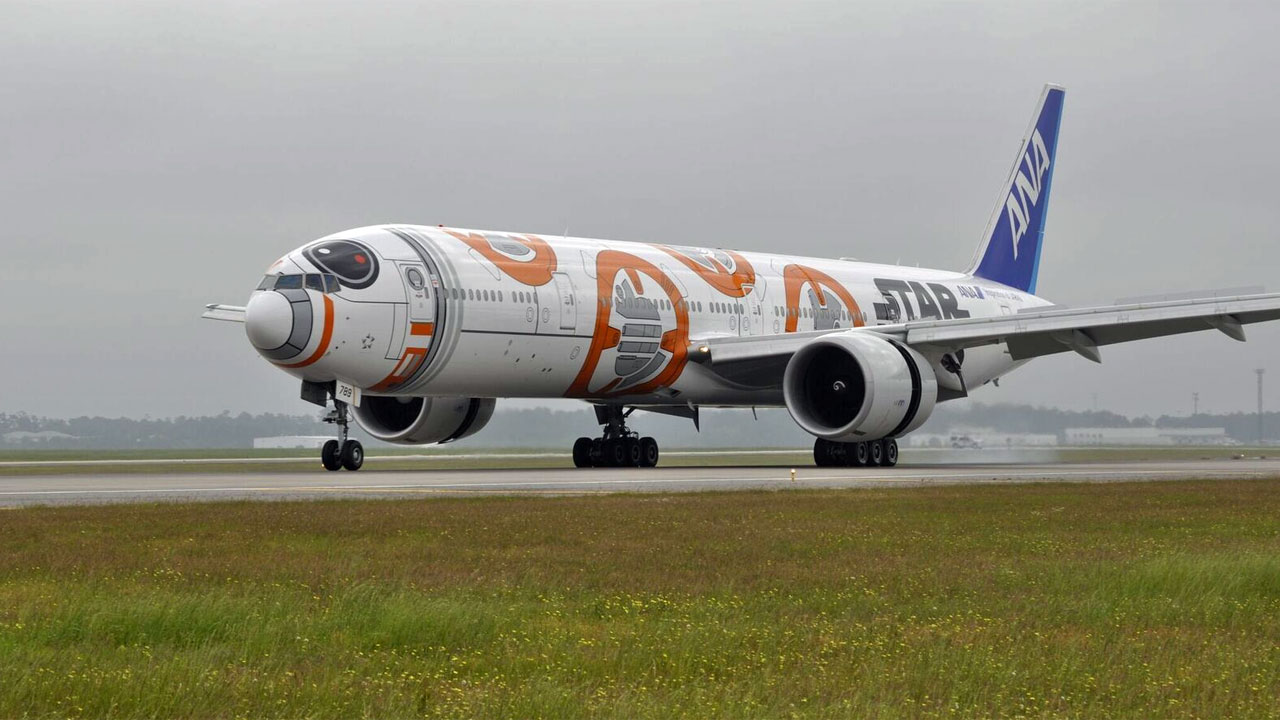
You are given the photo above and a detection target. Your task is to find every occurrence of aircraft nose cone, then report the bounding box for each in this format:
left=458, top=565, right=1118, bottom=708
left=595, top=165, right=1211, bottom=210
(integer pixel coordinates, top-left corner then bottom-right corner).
left=244, top=291, right=293, bottom=350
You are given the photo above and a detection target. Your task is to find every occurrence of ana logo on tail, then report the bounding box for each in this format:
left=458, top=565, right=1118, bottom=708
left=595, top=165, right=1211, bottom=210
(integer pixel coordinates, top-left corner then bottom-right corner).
left=1006, top=128, right=1052, bottom=259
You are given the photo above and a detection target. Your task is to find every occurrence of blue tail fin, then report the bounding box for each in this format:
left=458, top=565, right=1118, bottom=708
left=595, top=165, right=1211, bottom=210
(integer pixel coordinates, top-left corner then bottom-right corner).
left=967, top=84, right=1065, bottom=294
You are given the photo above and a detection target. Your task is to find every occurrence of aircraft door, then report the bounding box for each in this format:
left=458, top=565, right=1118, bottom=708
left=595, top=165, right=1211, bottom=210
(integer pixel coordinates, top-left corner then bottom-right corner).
left=552, top=272, right=577, bottom=331
left=739, top=283, right=765, bottom=337
left=402, top=263, right=434, bottom=323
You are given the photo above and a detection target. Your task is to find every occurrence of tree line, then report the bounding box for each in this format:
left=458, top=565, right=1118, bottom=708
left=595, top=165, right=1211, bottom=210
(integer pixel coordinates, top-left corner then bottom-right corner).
left=0, top=403, right=1269, bottom=450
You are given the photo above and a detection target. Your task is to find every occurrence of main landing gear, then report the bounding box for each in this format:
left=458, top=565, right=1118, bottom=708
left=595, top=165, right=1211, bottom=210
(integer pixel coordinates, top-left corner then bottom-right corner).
left=813, top=437, right=898, bottom=467
left=572, top=406, right=660, bottom=468
left=321, top=399, right=364, bottom=472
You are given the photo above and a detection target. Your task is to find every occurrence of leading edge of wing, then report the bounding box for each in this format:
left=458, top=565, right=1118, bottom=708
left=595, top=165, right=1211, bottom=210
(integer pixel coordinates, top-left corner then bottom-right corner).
left=689, top=291, right=1280, bottom=386
left=903, top=291, right=1280, bottom=360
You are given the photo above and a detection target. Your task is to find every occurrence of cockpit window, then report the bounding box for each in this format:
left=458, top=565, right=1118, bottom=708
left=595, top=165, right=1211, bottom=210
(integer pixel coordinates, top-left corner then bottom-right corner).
left=260, top=273, right=342, bottom=293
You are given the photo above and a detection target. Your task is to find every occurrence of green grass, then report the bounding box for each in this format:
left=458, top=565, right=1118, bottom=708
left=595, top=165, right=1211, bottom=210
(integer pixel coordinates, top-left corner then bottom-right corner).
left=2, top=481, right=1279, bottom=718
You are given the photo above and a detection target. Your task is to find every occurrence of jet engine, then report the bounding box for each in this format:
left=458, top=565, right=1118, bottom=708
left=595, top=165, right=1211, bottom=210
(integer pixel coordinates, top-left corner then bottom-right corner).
left=352, top=396, right=496, bottom=445
left=782, top=332, right=937, bottom=442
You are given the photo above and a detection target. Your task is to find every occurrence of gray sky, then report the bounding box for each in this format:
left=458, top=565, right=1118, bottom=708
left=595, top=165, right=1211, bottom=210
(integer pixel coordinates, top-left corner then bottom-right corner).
left=5, top=0, right=1280, bottom=419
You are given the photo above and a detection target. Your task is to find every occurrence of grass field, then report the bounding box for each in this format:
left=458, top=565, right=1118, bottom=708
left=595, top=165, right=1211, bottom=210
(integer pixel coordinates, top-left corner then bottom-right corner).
left=2, top=481, right=1278, bottom=718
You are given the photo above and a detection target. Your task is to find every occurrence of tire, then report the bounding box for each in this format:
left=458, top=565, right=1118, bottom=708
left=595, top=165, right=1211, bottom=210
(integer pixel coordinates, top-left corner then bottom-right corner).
left=624, top=437, right=642, bottom=467
left=572, top=437, right=592, bottom=468
left=340, top=440, right=364, bottom=471
left=851, top=441, right=869, bottom=467
left=589, top=438, right=603, bottom=467
left=605, top=439, right=626, bottom=467
left=639, top=437, right=660, bottom=467
left=321, top=440, right=342, bottom=471
left=830, top=442, right=849, bottom=466
left=813, top=439, right=831, bottom=467
left=883, top=438, right=899, bottom=467
left=868, top=439, right=884, bottom=467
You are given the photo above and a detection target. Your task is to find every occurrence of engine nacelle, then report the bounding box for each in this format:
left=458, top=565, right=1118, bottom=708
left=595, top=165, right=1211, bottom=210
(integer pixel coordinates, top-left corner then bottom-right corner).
left=352, top=396, right=496, bottom=445
left=782, top=332, right=937, bottom=442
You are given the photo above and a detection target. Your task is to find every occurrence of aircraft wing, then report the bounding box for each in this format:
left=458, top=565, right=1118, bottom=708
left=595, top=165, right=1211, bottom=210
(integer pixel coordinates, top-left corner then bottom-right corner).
left=201, top=304, right=246, bottom=323
left=691, top=292, right=1280, bottom=387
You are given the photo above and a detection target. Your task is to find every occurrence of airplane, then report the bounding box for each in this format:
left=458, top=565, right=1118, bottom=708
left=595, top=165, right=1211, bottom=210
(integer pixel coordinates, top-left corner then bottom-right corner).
left=204, top=84, right=1280, bottom=471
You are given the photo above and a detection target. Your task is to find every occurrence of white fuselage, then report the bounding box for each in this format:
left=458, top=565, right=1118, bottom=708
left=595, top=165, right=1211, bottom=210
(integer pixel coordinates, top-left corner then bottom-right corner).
left=245, top=224, right=1052, bottom=406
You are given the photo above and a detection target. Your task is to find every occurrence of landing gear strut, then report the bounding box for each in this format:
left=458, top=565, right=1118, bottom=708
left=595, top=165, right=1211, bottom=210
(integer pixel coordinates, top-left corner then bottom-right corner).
left=572, top=406, right=660, bottom=468
left=321, top=399, right=364, bottom=471
left=813, top=437, right=898, bottom=467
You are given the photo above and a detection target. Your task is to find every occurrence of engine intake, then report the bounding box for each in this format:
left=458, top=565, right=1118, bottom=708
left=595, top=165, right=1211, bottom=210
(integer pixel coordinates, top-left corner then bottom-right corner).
left=782, top=332, right=936, bottom=442
left=352, top=396, right=496, bottom=445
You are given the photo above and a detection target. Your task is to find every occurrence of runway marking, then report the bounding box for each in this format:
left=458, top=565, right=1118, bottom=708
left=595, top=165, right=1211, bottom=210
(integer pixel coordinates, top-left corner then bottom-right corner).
left=1, top=467, right=1274, bottom=499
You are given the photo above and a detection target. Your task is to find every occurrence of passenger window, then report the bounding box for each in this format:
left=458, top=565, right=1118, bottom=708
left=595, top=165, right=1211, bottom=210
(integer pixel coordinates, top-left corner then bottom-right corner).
left=305, top=274, right=324, bottom=291
left=275, top=275, right=303, bottom=289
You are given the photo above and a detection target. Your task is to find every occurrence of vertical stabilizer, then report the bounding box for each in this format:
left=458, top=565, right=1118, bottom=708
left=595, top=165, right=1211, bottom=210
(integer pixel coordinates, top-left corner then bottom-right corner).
left=966, top=84, right=1065, bottom=294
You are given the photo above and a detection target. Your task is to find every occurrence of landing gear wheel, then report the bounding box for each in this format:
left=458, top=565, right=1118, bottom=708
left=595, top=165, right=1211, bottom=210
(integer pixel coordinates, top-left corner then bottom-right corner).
left=572, top=437, right=592, bottom=468
left=588, top=405, right=663, bottom=469
left=830, top=442, right=849, bottom=466
left=623, top=437, right=642, bottom=467
left=881, top=438, right=899, bottom=467
left=850, top=441, right=869, bottom=467
left=321, top=440, right=342, bottom=471
left=639, top=437, right=659, bottom=468
left=813, top=439, right=832, bottom=467
left=605, top=439, right=627, bottom=467
left=340, top=440, right=364, bottom=471
left=322, top=396, right=359, bottom=471
left=868, top=439, right=885, bottom=467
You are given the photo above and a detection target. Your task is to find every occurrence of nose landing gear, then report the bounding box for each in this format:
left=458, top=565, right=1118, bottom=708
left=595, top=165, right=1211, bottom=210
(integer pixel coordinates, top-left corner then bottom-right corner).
left=321, top=399, right=364, bottom=471
left=572, top=405, right=660, bottom=468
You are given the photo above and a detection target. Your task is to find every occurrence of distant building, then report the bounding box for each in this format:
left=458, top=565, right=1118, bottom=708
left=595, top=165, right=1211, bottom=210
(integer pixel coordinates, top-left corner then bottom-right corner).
left=2, top=430, right=77, bottom=444
left=253, top=436, right=332, bottom=449
left=1063, top=427, right=1229, bottom=446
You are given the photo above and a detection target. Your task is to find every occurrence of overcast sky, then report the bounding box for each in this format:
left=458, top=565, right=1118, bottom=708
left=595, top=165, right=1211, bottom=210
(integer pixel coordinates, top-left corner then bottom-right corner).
left=5, top=0, right=1280, bottom=419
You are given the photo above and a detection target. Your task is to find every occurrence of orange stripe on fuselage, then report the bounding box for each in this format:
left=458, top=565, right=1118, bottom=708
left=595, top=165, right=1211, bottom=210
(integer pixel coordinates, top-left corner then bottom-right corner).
left=655, top=245, right=756, bottom=298
left=279, top=295, right=335, bottom=369
left=781, top=264, right=863, bottom=333
left=444, top=229, right=557, bottom=286
left=410, top=322, right=434, bottom=336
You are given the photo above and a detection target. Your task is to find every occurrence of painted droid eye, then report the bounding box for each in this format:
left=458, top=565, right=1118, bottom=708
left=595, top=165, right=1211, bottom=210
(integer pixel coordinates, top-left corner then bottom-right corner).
left=303, top=240, right=379, bottom=289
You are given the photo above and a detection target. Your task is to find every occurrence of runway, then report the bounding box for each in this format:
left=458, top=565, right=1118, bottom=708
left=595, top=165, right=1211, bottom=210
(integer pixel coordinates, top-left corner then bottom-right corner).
left=2, top=457, right=1278, bottom=506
